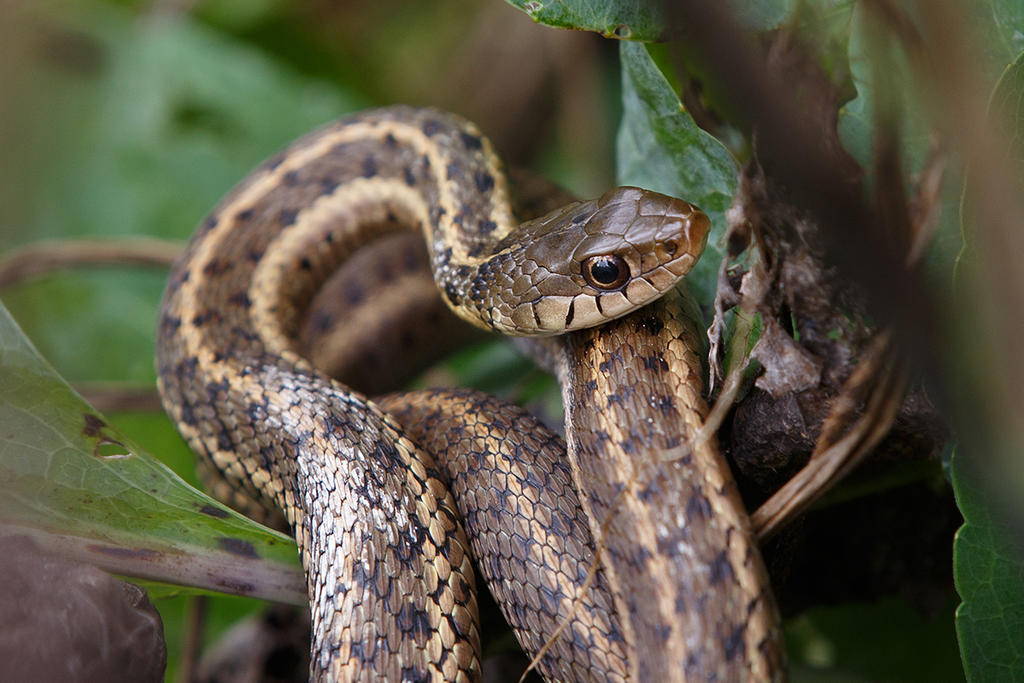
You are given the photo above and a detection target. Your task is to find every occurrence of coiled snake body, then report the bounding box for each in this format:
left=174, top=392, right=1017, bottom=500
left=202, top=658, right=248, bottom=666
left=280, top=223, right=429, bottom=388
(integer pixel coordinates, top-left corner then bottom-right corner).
left=156, top=106, right=783, bottom=681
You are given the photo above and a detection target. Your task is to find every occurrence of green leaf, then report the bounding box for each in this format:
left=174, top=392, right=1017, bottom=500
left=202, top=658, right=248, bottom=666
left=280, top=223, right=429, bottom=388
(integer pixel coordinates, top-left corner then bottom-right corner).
left=501, top=0, right=804, bottom=40
left=953, top=47, right=1024, bottom=683
left=0, top=301, right=305, bottom=605
left=981, top=0, right=1024, bottom=73
left=838, top=4, right=963, bottom=283
left=838, top=4, right=917, bottom=170
left=733, top=0, right=795, bottom=30
left=502, top=0, right=666, bottom=41
left=787, top=597, right=963, bottom=681
left=953, top=448, right=1024, bottom=681
left=979, top=49, right=1024, bottom=197
left=194, top=0, right=286, bottom=32
left=1, top=3, right=364, bottom=385
left=616, top=41, right=738, bottom=305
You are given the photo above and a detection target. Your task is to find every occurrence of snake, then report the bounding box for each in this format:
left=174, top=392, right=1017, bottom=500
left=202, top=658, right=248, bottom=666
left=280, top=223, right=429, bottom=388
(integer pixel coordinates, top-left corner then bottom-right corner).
left=155, top=105, right=784, bottom=680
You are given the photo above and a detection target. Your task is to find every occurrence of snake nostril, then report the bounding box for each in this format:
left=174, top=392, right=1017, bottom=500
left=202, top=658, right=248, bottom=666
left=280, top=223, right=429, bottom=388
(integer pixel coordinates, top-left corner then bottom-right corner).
left=663, top=240, right=678, bottom=256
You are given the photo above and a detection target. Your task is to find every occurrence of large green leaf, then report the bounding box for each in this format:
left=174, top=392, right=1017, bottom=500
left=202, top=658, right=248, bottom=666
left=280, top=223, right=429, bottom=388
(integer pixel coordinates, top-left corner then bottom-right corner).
left=0, top=301, right=305, bottom=604
left=501, top=0, right=799, bottom=41
left=953, top=447, right=1024, bottom=681
left=616, top=41, right=738, bottom=305
left=953, top=48, right=1024, bottom=683
left=502, top=0, right=666, bottom=41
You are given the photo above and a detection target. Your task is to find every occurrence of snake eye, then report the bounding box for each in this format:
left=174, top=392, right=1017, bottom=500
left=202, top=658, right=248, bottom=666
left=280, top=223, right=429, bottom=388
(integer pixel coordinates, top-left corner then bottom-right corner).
left=583, top=255, right=630, bottom=290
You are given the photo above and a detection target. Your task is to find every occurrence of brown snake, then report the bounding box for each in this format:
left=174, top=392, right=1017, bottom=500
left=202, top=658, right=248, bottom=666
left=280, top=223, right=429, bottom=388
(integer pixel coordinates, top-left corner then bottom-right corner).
left=156, top=106, right=784, bottom=680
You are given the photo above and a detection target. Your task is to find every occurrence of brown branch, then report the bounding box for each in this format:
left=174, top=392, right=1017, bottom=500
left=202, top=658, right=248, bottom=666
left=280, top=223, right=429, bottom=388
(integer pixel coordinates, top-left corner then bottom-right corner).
left=77, top=385, right=164, bottom=414
left=0, top=238, right=181, bottom=289
left=175, top=596, right=207, bottom=683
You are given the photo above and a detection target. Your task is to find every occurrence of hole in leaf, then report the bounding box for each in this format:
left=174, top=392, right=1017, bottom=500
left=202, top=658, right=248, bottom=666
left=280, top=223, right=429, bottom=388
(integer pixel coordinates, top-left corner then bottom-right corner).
left=96, top=439, right=132, bottom=460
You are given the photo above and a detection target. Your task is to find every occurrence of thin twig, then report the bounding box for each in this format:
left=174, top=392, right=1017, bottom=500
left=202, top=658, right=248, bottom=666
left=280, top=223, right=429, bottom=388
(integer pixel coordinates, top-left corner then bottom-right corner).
left=0, top=238, right=181, bottom=289
left=176, top=595, right=208, bottom=683
left=77, top=384, right=164, bottom=414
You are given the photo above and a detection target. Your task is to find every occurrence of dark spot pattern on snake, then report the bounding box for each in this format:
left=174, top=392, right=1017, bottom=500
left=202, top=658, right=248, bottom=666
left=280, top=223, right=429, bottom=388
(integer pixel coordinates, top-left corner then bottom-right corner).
left=686, top=490, right=713, bottom=522
left=320, top=176, right=341, bottom=193
left=362, top=155, right=378, bottom=178
left=279, top=208, right=298, bottom=226
left=420, top=119, right=442, bottom=136
left=459, top=131, right=483, bottom=150
left=202, top=259, right=228, bottom=277
left=228, top=291, right=250, bottom=307
left=642, top=353, right=669, bottom=371
left=473, top=170, right=494, bottom=194
left=654, top=394, right=676, bottom=414
left=709, top=550, right=736, bottom=586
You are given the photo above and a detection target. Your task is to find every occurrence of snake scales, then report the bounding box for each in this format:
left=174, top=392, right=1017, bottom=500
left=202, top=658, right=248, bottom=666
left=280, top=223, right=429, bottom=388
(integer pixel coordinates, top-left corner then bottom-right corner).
left=156, top=106, right=784, bottom=681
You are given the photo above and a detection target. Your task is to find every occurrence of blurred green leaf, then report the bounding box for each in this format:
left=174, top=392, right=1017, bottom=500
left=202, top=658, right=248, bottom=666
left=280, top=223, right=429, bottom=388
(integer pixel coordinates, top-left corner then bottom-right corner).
left=975, top=48, right=1024, bottom=210
left=193, top=0, right=285, bottom=32
left=837, top=4, right=963, bottom=283
left=735, top=0, right=795, bottom=30
left=0, top=301, right=305, bottom=604
left=2, top=3, right=364, bottom=385
left=503, top=0, right=666, bottom=40
left=787, top=597, right=962, bottom=682
left=501, top=0, right=804, bottom=40
left=838, top=4, right=916, bottom=170
left=953, top=48, right=1024, bottom=683
left=982, top=0, right=1024, bottom=71
left=953, top=447, right=1024, bottom=682
left=616, top=41, right=738, bottom=305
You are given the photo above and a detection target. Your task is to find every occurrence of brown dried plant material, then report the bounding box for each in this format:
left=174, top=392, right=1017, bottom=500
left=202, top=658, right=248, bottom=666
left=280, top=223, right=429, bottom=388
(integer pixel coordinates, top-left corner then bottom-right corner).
left=0, top=535, right=166, bottom=683
left=752, top=333, right=909, bottom=540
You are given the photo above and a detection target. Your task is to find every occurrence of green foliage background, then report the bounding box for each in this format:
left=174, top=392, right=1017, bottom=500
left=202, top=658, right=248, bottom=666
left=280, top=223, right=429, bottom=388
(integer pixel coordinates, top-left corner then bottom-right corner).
left=1, top=1, right=1021, bottom=681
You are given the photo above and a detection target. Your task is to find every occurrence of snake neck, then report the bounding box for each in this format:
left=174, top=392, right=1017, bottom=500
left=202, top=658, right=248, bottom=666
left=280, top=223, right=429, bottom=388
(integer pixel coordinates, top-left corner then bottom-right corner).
left=552, top=288, right=786, bottom=682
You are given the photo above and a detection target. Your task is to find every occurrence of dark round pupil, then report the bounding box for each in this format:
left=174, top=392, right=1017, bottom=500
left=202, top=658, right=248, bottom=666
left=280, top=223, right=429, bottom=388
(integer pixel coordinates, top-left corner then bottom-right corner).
left=590, top=257, right=621, bottom=284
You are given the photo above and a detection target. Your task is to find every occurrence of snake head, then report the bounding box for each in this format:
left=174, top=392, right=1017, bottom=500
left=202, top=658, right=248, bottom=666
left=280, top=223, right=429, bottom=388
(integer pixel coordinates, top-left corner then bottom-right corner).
left=489, top=186, right=709, bottom=336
